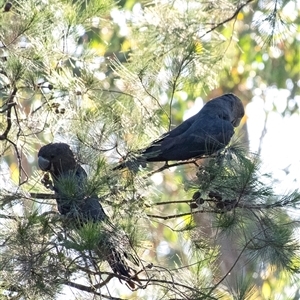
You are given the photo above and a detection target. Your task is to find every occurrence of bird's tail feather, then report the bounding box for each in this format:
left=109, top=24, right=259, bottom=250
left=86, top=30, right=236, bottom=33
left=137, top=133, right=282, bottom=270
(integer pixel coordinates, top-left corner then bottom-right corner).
left=106, top=247, right=140, bottom=289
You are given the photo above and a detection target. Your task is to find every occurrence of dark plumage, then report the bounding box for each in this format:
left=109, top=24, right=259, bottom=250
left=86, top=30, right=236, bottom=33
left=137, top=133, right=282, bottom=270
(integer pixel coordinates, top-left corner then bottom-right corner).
left=38, top=143, right=140, bottom=288
left=114, top=93, right=244, bottom=170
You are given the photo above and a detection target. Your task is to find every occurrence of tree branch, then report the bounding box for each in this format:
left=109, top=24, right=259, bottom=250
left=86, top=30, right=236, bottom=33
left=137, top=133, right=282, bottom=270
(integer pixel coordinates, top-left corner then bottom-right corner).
left=199, top=0, right=255, bottom=39
left=144, top=159, right=199, bottom=178
left=29, top=192, right=57, bottom=199
left=0, top=214, right=19, bottom=220
left=0, top=87, right=17, bottom=140
left=63, top=280, right=125, bottom=299
left=147, top=210, right=207, bottom=220
left=152, top=199, right=194, bottom=206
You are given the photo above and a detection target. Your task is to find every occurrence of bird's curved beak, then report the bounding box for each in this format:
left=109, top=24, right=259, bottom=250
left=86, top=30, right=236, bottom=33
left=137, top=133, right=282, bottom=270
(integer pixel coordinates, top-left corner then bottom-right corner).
left=38, top=156, right=51, bottom=171
left=232, top=118, right=242, bottom=127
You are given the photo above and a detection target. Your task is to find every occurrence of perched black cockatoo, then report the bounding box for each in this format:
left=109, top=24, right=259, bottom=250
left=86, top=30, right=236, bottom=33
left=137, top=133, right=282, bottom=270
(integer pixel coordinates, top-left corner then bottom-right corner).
left=113, top=93, right=244, bottom=170
left=38, top=143, right=140, bottom=288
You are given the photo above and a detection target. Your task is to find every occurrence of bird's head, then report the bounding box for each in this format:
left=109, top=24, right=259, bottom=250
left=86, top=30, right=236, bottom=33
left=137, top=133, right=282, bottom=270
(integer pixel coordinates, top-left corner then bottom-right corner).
left=38, top=143, right=77, bottom=178
left=227, top=94, right=244, bottom=127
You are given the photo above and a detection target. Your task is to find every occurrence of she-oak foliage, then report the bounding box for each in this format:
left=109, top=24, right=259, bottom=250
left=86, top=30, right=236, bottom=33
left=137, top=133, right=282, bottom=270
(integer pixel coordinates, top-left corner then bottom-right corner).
left=0, top=0, right=299, bottom=299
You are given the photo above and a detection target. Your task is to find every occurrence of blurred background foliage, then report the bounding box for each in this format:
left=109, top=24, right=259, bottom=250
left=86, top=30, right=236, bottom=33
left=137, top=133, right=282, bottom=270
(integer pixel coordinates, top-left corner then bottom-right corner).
left=0, top=0, right=299, bottom=298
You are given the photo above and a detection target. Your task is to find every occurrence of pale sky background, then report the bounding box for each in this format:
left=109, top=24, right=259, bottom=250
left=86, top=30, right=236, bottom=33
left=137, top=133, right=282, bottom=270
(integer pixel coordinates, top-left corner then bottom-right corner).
left=246, top=89, right=300, bottom=195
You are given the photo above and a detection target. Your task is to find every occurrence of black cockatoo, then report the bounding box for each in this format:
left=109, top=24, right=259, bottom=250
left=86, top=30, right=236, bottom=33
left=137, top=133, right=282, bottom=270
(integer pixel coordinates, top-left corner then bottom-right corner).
left=114, top=93, right=244, bottom=170
left=38, top=143, right=140, bottom=288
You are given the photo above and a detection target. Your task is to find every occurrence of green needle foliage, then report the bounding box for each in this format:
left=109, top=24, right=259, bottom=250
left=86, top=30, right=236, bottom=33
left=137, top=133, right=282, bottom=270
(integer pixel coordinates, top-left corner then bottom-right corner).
left=189, top=145, right=300, bottom=294
left=0, top=0, right=299, bottom=299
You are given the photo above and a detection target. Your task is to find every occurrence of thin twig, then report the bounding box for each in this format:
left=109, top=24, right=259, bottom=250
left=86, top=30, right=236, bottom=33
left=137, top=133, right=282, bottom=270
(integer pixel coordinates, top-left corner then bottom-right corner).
left=144, top=159, right=198, bottom=178
left=63, top=280, right=124, bottom=299
left=168, top=49, right=194, bottom=131
left=0, top=87, right=17, bottom=140
left=0, top=101, right=16, bottom=113
left=30, top=192, right=58, bottom=199
left=7, top=138, right=28, bottom=186
left=199, top=0, right=255, bottom=39
left=137, top=277, right=216, bottom=299
left=207, top=220, right=300, bottom=295
left=147, top=210, right=207, bottom=220
left=152, top=199, right=194, bottom=206
left=0, top=214, right=19, bottom=220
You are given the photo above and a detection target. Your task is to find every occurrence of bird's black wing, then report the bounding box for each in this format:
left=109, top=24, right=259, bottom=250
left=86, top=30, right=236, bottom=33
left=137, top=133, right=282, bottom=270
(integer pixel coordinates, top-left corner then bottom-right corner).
left=141, top=94, right=243, bottom=162
left=112, top=113, right=199, bottom=170
left=144, top=116, right=234, bottom=161
left=140, top=113, right=199, bottom=159
left=154, top=113, right=199, bottom=140
left=113, top=93, right=243, bottom=168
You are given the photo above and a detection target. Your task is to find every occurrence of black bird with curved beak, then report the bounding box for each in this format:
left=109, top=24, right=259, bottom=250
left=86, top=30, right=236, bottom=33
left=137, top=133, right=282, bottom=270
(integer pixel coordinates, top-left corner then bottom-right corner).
left=114, top=93, right=244, bottom=170
left=38, top=143, right=140, bottom=288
